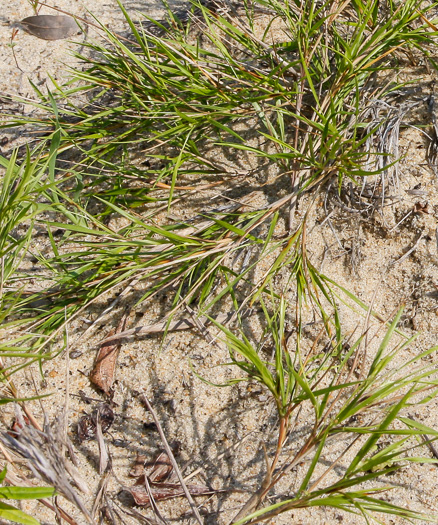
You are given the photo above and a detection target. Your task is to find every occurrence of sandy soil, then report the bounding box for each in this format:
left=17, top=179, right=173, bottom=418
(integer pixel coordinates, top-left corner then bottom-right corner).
left=1, top=2, right=438, bottom=525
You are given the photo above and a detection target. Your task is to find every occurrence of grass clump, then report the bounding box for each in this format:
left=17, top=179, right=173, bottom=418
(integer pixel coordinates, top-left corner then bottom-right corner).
left=2, top=0, right=437, bottom=349
left=1, top=0, right=438, bottom=523
left=210, top=299, right=438, bottom=523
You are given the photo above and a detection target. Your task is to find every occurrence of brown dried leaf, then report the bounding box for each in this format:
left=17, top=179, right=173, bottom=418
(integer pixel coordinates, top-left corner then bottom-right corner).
left=90, top=315, right=127, bottom=395
left=128, top=481, right=216, bottom=507
left=20, top=15, right=80, bottom=41
left=130, top=443, right=180, bottom=480
left=146, top=451, right=174, bottom=483
left=413, top=201, right=430, bottom=214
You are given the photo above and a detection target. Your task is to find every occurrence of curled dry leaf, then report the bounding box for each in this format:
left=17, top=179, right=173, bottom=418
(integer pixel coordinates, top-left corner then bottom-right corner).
left=77, top=403, right=114, bottom=442
left=129, top=448, right=178, bottom=481
left=20, top=15, right=80, bottom=41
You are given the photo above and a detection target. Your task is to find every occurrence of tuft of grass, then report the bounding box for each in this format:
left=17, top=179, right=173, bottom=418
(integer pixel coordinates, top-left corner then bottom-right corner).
left=2, top=0, right=437, bottom=350
left=206, top=299, right=438, bottom=523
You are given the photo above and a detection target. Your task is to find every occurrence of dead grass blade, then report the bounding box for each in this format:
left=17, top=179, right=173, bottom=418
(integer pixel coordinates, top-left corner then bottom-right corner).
left=142, top=475, right=169, bottom=525
left=0, top=411, right=93, bottom=523
left=128, top=480, right=216, bottom=508
left=91, top=468, right=111, bottom=521
left=95, top=411, right=110, bottom=475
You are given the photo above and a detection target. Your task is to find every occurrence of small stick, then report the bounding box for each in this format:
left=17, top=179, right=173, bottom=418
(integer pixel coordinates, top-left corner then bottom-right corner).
left=139, top=395, right=204, bottom=525
left=390, top=234, right=424, bottom=266
left=421, top=434, right=438, bottom=461
left=101, top=310, right=248, bottom=344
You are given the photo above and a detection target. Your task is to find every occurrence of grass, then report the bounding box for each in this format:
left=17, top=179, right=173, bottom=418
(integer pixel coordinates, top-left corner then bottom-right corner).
left=1, top=0, right=438, bottom=522
left=209, top=299, right=438, bottom=523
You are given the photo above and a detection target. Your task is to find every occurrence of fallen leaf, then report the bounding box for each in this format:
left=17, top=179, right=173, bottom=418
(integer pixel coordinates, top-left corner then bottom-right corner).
left=20, top=15, right=80, bottom=41
left=90, top=315, right=128, bottom=395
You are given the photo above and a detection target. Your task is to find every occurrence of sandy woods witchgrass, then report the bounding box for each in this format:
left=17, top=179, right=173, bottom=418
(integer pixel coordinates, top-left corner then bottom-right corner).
left=206, top=298, right=438, bottom=524
left=1, top=0, right=438, bottom=523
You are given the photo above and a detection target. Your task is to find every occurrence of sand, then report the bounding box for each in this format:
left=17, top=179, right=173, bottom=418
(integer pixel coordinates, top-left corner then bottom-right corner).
left=1, top=1, right=438, bottom=524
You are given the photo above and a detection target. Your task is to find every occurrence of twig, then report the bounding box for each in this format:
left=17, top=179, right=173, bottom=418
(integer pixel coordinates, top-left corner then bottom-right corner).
left=390, top=234, right=424, bottom=266
left=101, top=310, right=250, bottom=344
left=139, top=395, right=204, bottom=525
left=388, top=209, right=413, bottom=233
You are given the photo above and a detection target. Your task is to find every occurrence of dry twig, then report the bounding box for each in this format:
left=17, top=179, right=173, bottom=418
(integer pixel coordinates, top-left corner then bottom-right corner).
left=139, top=395, right=204, bottom=525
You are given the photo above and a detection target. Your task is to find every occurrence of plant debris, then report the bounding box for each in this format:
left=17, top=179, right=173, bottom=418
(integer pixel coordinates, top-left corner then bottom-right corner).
left=77, top=403, right=114, bottom=442
left=126, top=445, right=216, bottom=507
left=0, top=411, right=92, bottom=523
left=127, top=480, right=216, bottom=508
left=90, top=314, right=128, bottom=395
left=19, top=15, right=80, bottom=40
